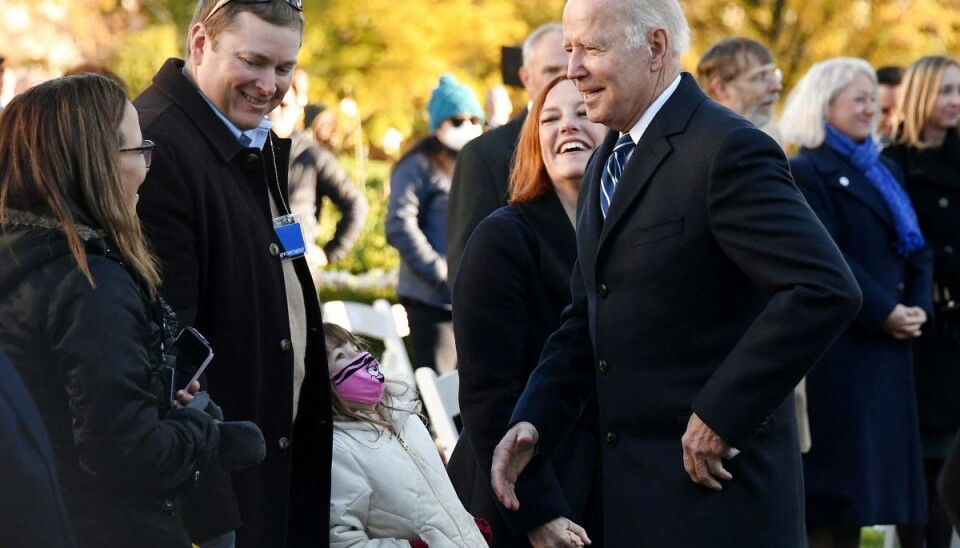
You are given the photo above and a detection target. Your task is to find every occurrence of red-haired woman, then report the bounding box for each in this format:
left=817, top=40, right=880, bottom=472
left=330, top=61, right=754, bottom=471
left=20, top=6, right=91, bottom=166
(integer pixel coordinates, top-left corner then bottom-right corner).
left=447, top=77, right=607, bottom=547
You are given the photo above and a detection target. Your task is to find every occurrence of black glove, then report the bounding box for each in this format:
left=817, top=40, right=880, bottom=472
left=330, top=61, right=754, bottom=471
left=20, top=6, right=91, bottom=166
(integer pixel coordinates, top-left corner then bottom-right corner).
left=217, top=421, right=266, bottom=471
left=183, top=391, right=224, bottom=421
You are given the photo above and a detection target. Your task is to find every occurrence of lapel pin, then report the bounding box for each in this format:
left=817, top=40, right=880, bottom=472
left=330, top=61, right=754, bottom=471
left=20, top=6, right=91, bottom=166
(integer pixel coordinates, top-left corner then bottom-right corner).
left=839, top=176, right=850, bottom=187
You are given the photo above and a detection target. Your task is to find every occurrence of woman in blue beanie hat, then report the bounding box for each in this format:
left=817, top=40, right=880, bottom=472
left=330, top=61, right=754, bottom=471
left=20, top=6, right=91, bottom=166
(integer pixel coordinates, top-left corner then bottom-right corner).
left=386, top=74, right=484, bottom=374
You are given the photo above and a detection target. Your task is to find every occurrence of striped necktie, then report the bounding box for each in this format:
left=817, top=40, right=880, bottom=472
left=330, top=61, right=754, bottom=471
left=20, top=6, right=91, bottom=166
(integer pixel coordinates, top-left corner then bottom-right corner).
left=600, top=134, right=636, bottom=218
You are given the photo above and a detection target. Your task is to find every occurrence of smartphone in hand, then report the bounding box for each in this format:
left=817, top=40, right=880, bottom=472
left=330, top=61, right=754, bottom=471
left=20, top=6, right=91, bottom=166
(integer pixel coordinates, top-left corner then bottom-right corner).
left=170, top=327, right=214, bottom=399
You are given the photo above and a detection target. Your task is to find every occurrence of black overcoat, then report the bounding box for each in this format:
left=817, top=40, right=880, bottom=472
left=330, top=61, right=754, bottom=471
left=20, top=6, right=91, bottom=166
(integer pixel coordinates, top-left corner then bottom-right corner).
left=446, top=111, right=525, bottom=286
left=448, top=193, right=600, bottom=546
left=885, top=130, right=960, bottom=443
left=511, top=74, right=862, bottom=547
left=135, top=58, right=331, bottom=547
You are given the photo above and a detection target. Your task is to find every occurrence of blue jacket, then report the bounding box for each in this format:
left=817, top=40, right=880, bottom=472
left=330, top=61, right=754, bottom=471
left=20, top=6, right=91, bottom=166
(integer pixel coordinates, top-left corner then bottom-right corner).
left=387, top=145, right=452, bottom=309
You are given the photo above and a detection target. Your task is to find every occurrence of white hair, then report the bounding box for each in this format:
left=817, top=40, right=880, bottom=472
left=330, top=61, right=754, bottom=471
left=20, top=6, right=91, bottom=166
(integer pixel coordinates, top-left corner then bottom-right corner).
left=622, top=0, right=690, bottom=60
left=778, top=57, right=878, bottom=149
left=522, top=23, right=563, bottom=69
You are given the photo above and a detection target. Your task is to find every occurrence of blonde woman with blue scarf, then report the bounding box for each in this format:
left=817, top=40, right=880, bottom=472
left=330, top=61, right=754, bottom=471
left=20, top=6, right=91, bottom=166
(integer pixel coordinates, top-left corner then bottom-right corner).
left=780, top=57, right=933, bottom=548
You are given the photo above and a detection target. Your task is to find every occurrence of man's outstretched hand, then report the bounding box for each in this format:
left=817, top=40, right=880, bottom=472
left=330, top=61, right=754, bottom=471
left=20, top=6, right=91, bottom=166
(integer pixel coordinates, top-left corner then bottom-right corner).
left=491, top=421, right=539, bottom=510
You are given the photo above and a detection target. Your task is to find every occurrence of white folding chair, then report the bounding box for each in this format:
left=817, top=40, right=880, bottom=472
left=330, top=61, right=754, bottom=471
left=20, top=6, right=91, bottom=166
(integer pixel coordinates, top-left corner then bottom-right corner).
left=414, top=367, right=460, bottom=461
left=322, top=299, right=414, bottom=384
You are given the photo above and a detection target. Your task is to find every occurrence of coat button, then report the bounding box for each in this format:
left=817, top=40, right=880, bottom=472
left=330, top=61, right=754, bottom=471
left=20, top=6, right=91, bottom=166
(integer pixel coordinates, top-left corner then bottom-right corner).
left=245, top=153, right=261, bottom=165
left=946, top=246, right=955, bottom=254
left=940, top=197, right=950, bottom=208
left=269, top=243, right=280, bottom=256
left=280, top=339, right=292, bottom=352
left=897, top=282, right=905, bottom=293
left=162, top=498, right=174, bottom=509
left=193, top=470, right=201, bottom=483
left=604, top=432, right=618, bottom=447
left=597, top=360, right=608, bottom=375
left=839, top=176, right=850, bottom=186
left=597, top=284, right=609, bottom=298
left=278, top=437, right=291, bottom=450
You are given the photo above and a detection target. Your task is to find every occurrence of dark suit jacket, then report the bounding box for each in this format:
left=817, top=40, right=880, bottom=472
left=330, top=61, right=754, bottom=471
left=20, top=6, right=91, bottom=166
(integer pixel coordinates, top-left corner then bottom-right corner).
left=0, top=346, right=75, bottom=548
left=511, top=74, right=862, bottom=546
left=446, top=110, right=526, bottom=287
left=448, top=193, right=600, bottom=547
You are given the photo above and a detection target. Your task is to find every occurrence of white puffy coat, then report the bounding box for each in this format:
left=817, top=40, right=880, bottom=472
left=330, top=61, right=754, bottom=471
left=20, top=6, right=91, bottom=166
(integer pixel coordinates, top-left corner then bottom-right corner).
left=330, top=399, right=486, bottom=547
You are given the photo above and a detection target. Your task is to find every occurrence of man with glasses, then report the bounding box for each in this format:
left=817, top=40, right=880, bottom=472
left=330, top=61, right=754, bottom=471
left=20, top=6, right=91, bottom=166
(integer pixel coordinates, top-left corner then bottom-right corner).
left=696, top=37, right=783, bottom=130
left=134, top=1, right=329, bottom=547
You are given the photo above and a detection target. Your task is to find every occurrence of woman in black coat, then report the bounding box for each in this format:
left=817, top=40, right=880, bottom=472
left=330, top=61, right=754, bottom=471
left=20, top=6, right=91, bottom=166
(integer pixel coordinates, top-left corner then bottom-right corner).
left=780, top=58, right=933, bottom=548
left=447, top=77, right=607, bottom=547
left=884, top=55, right=960, bottom=548
left=0, top=75, right=262, bottom=547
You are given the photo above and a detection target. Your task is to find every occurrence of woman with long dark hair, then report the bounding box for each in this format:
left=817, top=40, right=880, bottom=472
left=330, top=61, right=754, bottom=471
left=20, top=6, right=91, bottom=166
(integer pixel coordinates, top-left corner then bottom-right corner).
left=0, top=75, right=262, bottom=547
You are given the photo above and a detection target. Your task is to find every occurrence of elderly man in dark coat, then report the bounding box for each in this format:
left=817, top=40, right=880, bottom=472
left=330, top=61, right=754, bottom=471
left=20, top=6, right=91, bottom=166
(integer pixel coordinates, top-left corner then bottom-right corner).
left=491, top=0, right=863, bottom=546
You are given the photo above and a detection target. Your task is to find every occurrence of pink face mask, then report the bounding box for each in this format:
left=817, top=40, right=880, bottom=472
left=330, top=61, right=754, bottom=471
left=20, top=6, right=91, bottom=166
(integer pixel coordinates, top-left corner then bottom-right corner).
left=331, top=352, right=385, bottom=405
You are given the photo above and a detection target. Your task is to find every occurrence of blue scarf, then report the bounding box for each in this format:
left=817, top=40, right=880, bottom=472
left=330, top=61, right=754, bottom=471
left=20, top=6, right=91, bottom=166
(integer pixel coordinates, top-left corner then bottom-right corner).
left=823, top=123, right=925, bottom=256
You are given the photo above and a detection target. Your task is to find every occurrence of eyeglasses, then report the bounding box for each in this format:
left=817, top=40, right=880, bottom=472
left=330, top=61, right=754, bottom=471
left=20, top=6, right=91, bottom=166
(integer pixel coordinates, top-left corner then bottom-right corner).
left=449, top=116, right=481, bottom=128
left=120, top=140, right=156, bottom=169
left=204, top=0, right=303, bottom=23
left=735, top=65, right=783, bottom=86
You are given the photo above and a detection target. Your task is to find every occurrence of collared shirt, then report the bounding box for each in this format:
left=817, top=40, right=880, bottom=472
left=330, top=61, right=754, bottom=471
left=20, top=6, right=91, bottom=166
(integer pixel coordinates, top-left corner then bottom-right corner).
left=623, top=73, right=683, bottom=159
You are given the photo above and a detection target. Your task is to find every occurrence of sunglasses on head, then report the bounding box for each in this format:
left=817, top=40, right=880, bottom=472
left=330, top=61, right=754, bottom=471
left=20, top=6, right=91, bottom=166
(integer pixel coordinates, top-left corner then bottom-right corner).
left=205, top=0, right=303, bottom=23
left=448, top=116, right=480, bottom=128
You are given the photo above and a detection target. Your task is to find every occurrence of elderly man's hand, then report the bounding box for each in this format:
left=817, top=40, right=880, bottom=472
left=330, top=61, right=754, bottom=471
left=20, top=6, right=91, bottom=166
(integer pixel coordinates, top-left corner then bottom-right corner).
left=681, top=413, right=739, bottom=491
left=491, top=421, right=539, bottom=510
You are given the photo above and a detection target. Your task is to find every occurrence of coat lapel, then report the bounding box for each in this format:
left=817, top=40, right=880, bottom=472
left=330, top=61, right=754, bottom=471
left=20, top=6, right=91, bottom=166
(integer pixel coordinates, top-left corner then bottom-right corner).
left=597, top=74, right=704, bottom=250
left=518, top=192, right=577, bottom=301
left=577, top=130, right=617, bottom=266
left=807, top=146, right=895, bottom=229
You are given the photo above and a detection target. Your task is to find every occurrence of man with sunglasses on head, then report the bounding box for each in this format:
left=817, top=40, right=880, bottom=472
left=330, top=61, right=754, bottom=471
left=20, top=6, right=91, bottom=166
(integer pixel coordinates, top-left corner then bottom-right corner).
left=134, top=1, right=330, bottom=547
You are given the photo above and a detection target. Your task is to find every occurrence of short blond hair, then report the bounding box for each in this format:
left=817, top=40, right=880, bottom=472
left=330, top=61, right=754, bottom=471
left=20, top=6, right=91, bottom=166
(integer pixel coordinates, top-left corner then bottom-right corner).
left=779, top=57, right=877, bottom=149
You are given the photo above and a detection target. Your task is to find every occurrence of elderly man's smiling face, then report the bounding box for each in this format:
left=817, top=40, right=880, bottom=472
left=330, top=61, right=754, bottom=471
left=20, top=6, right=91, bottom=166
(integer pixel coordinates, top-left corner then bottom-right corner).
left=563, top=0, right=661, bottom=133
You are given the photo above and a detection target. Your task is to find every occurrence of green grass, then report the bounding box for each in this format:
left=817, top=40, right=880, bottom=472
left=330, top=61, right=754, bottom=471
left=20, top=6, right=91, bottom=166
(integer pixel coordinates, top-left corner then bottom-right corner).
left=860, top=526, right=886, bottom=547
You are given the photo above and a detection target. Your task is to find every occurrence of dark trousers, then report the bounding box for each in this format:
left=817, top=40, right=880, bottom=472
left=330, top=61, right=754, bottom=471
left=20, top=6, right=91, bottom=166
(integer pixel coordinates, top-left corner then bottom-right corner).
left=400, top=298, right=457, bottom=374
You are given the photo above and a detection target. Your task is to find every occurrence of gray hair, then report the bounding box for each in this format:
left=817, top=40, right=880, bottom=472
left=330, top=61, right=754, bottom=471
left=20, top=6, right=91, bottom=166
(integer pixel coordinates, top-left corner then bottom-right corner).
left=621, top=0, right=690, bottom=60
left=778, top=57, right=877, bottom=149
left=522, top=23, right=563, bottom=68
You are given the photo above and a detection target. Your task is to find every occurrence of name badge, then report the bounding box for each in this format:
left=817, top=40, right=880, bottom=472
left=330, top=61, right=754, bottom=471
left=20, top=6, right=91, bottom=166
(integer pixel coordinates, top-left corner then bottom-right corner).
left=272, top=214, right=307, bottom=261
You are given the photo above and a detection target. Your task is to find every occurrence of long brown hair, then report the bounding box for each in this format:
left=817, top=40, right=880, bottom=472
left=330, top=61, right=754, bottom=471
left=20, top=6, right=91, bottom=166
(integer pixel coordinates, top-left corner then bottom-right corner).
left=0, top=74, right=160, bottom=297
left=508, top=75, right=567, bottom=205
left=893, top=55, right=960, bottom=149
left=324, top=323, right=400, bottom=432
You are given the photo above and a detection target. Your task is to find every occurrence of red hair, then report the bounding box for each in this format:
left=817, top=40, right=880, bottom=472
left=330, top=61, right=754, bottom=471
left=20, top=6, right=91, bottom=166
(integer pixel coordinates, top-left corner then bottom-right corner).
left=508, top=76, right=568, bottom=204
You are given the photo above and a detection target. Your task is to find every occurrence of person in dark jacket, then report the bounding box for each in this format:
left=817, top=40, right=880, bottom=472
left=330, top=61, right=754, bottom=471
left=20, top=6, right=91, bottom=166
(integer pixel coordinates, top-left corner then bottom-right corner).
left=884, top=55, right=960, bottom=548
left=0, top=344, right=75, bottom=548
left=446, top=23, right=567, bottom=288
left=386, top=74, right=483, bottom=374
left=0, top=75, right=263, bottom=547
left=269, top=85, right=368, bottom=281
left=134, top=1, right=331, bottom=546
left=780, top=57, right=933, bottom=548
left=448, top=76, right=606, bottom=547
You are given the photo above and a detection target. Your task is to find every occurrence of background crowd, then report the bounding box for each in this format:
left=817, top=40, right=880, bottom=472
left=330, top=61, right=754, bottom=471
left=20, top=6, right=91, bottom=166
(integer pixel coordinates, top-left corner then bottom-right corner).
left=4, top=0, right=960, bottom=547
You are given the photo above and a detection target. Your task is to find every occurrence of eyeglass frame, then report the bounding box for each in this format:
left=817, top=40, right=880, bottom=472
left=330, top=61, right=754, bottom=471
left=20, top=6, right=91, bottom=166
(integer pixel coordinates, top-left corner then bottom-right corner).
left=120, top=140, right=156, bottom=169
left=204, top=0, right=303, bottom=24
left=732, top=64, right=783, bottom=86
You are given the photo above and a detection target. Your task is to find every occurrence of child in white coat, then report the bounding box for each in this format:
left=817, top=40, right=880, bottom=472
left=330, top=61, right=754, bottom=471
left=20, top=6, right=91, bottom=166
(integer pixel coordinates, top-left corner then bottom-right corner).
left=325, top=323, right=489, bottom=547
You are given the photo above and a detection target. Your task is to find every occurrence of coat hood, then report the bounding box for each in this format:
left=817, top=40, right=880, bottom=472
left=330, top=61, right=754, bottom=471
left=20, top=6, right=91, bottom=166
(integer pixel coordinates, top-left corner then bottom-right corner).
left=0, top=209, right=106, bottom=299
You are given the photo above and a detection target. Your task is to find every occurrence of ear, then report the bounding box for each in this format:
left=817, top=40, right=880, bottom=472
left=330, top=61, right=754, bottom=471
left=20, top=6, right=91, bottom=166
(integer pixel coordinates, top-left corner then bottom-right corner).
left=187, top=23, right=208, bottom=64
left=710, top=76, right=730, bottom=101
left=648, top=28, right=669, bottom=72
left=518, top=66, right=532, bottom=93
